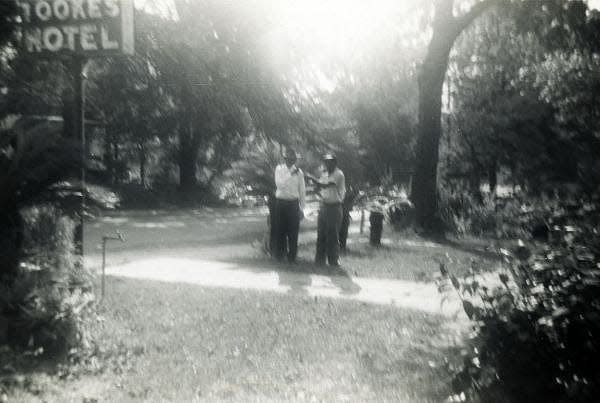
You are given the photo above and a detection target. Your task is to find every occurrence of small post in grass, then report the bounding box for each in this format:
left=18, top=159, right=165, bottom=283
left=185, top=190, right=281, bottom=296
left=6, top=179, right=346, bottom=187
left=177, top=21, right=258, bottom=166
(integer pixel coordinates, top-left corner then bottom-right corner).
left=101, top=230, right=125, bottom=299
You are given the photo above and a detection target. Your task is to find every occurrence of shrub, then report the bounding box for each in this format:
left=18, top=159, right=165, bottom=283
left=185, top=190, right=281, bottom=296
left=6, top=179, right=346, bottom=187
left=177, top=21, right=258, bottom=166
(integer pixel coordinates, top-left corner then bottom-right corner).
left=437, top=186, right=564, bottom=239
left=0, top=205, right=96, bottom=357
left=437, top=187, right=481, bottom=235
left=438, top=199, right=600, bottom=402
left=387, top=198, right=415, bottom=229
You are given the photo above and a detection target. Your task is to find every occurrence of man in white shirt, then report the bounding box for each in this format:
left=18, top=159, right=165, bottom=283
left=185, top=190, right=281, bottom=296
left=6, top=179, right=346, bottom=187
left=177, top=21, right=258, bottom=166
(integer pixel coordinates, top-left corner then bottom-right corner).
left=273, top=148, right=306, bottom=263
left=313, top=153, right=346, bottom=267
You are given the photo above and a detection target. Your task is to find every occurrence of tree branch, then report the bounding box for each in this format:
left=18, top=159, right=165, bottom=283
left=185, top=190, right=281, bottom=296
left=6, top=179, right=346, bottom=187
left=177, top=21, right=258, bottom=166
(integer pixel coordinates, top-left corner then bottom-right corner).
left=452, top=0, right=504, bottom=38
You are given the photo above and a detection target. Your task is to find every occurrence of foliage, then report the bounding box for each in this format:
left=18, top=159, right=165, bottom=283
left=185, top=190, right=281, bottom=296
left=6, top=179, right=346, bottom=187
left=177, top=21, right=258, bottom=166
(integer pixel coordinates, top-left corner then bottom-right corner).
left=0, top=123, right=79, bottom=209
left=312, top=124, right=366, bottom=188
left=0, top=51, right=71, bottom=122
left=355, top=107, right=415, bottom=187
left=0, top=115, right=91, bottom=365
left=90, top=56, right=173, bottom=188
left=533, top=49, right=600, bottom=191
left=1, top=2, right=308, bottom=200
left=438, top=188, right=509, bottom=237
left=0, top=0, right=17, bottom=46
left=128, top=3, right=302, bottom=193
left=1, top=206, right=96, bottom=357
left=444, top=8, right=584, bottom=199
left=511, top=0, right=600, bottom=53
left=385, top=198, right=415, bottom=230
left=0, top=120, right=79, bottom=283
left=438, top=196, right=600, bottom=402
left=332, top=58, right=418, bottom=188
left=441, top=4, right=600, bottom=233
left=226, top=135, right=281, bottom=199
left=412, top=0, right=600, bottom=233
left=438, top=185, right=581, bottom=239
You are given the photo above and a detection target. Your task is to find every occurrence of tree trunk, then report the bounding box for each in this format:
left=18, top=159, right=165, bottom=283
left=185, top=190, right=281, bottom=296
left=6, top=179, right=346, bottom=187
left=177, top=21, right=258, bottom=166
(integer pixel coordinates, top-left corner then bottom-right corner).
left=0, top=208, right=23, bottom=286
left=179, top=148, right=196, bottom=192
left=112, top=141, right=119, bottom=185
left=488, top=162, right=497, bottom=197
left=412, top=38, right=452, bottom=233
left=178, top=120, right=197, bottom=193
left=139, top=143, right=146, bottom=188
left=411, top=0, right=497, bottom=235
left=469, top=169, right=483, bottom=204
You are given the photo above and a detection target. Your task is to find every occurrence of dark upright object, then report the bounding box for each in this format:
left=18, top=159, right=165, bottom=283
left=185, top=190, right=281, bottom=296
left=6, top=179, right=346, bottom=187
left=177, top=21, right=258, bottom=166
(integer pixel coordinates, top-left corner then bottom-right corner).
left=273, top=199, right=301, bottom=262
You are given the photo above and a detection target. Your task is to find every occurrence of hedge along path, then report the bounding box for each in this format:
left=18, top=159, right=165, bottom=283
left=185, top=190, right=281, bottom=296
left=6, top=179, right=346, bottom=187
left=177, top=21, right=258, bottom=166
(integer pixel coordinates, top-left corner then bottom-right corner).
left=102, top=257, right=465, bottom=317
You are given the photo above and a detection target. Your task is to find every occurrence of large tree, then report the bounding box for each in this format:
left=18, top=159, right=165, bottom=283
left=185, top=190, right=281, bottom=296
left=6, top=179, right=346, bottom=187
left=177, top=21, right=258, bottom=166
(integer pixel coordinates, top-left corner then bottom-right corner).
left=412, top=0, right=500, bottom=233
left=412, top=0, right=598, bottom=232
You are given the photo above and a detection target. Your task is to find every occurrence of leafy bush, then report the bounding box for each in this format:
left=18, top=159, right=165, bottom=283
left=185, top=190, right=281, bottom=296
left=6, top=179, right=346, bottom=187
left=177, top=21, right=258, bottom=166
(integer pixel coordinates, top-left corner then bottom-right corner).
left=437, top=186, right=569, bottom=239
left=437, top=187, right=483, bottom=235
left=438, top=198, right=600, bottom=402
left=0, top=205, right=96, bottom=357
left=437, top=187, right=505, bottom=236
left=1, top=122, right=79, bottom=284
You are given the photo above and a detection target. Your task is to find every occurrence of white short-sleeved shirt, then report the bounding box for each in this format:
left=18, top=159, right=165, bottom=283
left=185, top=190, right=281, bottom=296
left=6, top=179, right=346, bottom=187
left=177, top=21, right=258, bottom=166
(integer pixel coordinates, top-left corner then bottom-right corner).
left=275, top=164, right=306, bottom=211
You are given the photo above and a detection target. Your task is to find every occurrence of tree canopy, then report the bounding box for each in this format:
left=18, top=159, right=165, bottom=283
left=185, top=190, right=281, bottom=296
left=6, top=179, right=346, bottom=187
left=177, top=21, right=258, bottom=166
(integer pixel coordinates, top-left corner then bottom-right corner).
left=2, top=0, right=600, bottom=216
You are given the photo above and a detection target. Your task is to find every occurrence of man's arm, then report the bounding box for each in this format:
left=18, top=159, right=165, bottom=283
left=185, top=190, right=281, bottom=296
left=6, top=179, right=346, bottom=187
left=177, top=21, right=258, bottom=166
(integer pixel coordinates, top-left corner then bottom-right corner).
left=337, top=171, right=346, bottom=201
left=305, top=173, right=319, bottom=184
left=314, top=176, right=337, bottom=189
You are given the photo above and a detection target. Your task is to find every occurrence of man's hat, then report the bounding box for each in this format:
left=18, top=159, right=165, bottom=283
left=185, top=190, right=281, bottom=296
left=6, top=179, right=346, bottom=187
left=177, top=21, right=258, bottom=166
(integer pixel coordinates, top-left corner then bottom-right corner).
left=284, top=148, right=297, bottom=158
left=323, top=153, right=336, bottom=160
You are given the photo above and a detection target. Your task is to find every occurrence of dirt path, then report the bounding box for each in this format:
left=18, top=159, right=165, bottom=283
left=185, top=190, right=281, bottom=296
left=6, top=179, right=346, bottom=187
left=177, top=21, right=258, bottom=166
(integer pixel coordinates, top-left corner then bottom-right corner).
left=103, top=256, right=462, bottom=316
left=85, top=207, right=463, bottom=317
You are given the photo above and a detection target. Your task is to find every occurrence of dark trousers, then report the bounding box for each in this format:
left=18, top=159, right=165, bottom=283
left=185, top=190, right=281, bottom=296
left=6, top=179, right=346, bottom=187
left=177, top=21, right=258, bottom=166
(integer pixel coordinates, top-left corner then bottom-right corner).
left=316, top=203, right=343, bottom=265
left=339, top=208, right=351, bottom=250
left=273, top=199, right=300, bottom=262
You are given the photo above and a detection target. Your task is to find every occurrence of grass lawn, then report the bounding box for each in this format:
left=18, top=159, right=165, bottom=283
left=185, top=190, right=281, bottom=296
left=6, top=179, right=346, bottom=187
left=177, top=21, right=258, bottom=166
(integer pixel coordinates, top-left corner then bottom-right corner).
left=3, top=209, right=500, bottom=402
left=5, top=277, right=463, bottom=403
left=300, top=236, right=500, bottom=282
left=231, top=219, right=502, bottom=283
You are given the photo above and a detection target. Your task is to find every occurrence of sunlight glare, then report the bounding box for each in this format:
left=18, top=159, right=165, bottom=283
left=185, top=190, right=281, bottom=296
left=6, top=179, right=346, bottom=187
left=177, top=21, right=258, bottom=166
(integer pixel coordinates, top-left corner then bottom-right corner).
left=271, top=0, right=411, bottom=59
left=135, top=0, right=422, bottom=92
left=260, top=0, right=421, bottom=92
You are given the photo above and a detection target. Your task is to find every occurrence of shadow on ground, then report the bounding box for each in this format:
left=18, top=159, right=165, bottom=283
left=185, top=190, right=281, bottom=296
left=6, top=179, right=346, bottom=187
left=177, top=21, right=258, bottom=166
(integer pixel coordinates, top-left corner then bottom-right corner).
left=184, top=253, right=363, bottom=298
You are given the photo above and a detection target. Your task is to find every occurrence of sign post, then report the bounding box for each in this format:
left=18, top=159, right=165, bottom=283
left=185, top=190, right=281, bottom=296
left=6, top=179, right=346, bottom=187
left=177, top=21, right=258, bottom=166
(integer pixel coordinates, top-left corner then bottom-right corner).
left=16, top=0, right=134, bottom=267
left=74, top=55, right=86, bottom=259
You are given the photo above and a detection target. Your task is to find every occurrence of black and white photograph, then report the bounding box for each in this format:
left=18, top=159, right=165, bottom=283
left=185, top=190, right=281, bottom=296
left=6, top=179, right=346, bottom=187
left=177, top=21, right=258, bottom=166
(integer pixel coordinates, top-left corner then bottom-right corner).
left=1, top=0, right=600, bottom=401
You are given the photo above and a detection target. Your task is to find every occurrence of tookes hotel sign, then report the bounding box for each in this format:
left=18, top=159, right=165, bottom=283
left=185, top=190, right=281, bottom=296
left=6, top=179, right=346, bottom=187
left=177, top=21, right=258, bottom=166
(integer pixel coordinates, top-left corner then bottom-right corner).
left=17, top=0, right=134, bottom=56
